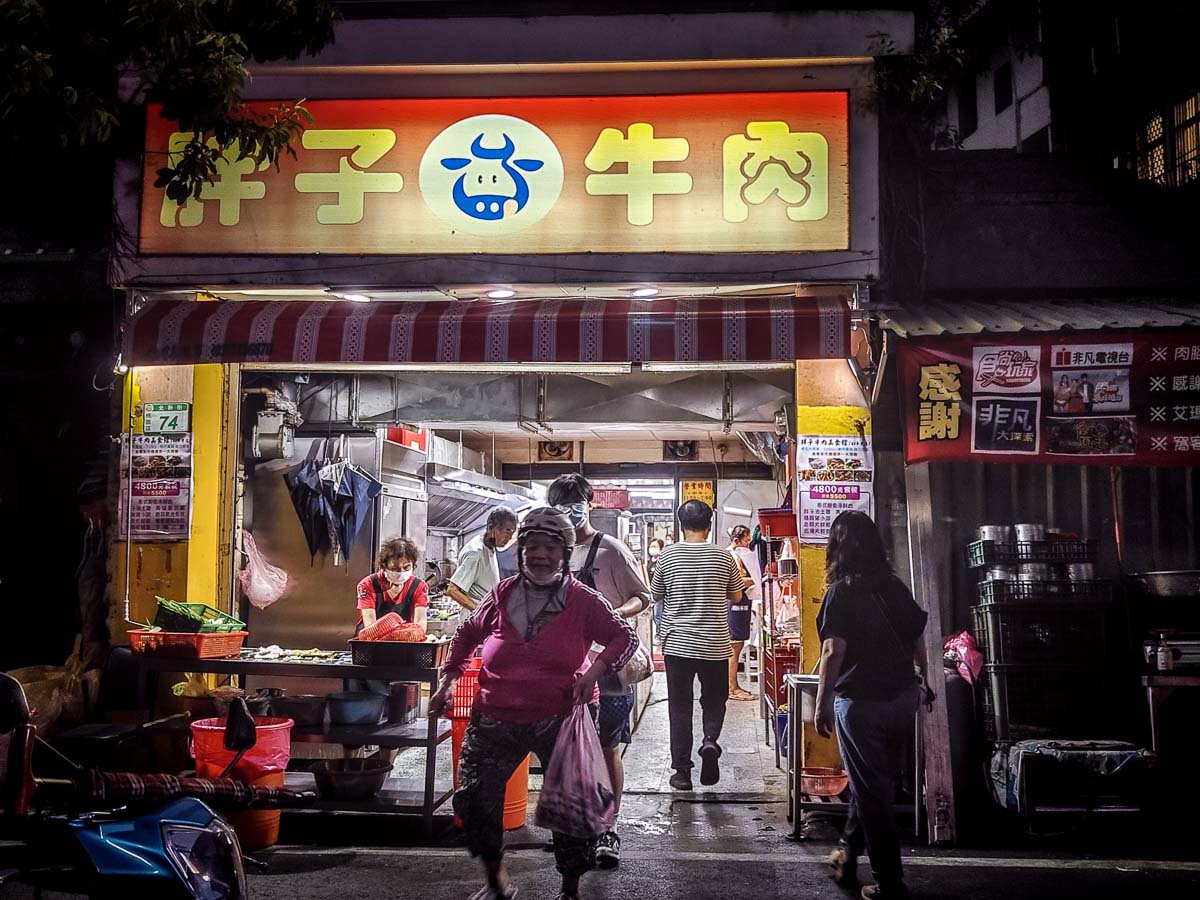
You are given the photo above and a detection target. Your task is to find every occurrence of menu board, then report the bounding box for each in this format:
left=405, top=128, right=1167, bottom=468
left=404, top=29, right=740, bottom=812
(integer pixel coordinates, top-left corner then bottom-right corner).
left=118, top=433, right=194, bottom=540
left=795, top=433, right=874, bottom=540
left=898, top=330, right=1200, bottom=466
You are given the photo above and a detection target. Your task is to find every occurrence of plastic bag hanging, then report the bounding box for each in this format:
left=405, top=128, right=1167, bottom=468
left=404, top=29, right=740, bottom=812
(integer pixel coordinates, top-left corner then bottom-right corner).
left=534, top=704, right=616, bottom=839
left=239, top=531, right=290, bottom=610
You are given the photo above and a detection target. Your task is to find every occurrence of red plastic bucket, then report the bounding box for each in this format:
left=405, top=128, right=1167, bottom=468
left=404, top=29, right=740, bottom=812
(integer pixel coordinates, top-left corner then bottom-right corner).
left=191, top=717, right=293, bottom=850
left=451, top=717, right=530, bottom=831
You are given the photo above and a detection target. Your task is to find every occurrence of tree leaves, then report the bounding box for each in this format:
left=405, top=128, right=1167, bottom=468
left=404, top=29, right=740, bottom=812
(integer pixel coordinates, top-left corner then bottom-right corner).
left=0, top=0, right=337, bottom=208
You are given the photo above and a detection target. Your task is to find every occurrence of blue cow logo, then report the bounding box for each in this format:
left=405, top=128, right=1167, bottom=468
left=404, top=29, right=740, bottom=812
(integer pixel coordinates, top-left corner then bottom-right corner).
left=440, top=134, right=545, bottom=221
left=420, top=115, right=564, bottom=237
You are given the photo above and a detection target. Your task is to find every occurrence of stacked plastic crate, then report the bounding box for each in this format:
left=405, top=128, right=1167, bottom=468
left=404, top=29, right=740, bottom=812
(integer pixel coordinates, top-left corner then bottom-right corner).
left=967, top=536, right=1119, bottom=743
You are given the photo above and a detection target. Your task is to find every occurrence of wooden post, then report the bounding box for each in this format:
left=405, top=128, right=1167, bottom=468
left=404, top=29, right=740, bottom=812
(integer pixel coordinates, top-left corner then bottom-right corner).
left=904, top=462, right=957, bottom=844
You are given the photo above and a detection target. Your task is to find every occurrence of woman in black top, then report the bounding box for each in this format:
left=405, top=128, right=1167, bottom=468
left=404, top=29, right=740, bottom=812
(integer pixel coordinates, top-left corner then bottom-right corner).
left=815, top=512, right=928, bottom=900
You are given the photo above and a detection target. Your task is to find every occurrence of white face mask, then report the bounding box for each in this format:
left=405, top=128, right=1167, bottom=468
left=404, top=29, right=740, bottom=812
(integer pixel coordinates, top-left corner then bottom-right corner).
left=384, top=569, right=412, bottom=586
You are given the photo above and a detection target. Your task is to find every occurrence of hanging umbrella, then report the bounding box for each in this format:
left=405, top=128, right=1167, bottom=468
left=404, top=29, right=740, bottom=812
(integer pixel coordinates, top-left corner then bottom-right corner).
left=283, top=453, right=333, bottom=562
left=326, top=464, right=382, bottom=563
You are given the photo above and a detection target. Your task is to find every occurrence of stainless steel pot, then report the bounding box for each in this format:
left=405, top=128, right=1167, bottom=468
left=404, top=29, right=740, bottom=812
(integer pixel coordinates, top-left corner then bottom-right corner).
left=978, top=525, right=1013, bottom=543
left=1131, top=571, right=1200, bottom=598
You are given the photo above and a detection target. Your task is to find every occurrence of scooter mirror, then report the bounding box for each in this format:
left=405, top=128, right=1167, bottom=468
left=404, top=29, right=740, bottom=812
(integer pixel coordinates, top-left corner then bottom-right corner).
left=223, top=697, right=257, bottom=752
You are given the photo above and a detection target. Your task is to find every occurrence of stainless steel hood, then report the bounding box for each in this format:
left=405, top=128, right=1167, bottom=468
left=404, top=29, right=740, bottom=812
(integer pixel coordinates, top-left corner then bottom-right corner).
left=425, top=463, right=537, bottom=533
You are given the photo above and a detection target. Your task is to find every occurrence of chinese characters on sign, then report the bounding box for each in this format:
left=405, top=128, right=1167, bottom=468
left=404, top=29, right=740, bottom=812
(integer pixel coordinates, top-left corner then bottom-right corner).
left=795, top=434, right=873, bottom=541
left=898, top=331, right=1200, bottom=466
left=140, top=93, right=850, bottom=255
left=679, top=480, right=716, bottom=508
left=142, top=402, right=191, bottom=434
left=917, top=363, right=963, bottom=440
left=118, top=434, right=193, bottom=540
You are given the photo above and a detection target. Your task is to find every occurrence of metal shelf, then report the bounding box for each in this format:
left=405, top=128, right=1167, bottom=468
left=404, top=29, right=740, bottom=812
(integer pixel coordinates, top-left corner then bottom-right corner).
left=284, top=772, right=455, bottom=815
left=290, top=719, right=451, bottom=748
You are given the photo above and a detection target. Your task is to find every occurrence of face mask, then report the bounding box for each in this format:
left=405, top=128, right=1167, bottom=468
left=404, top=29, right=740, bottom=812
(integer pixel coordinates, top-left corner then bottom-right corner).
left=384, top=569, right=412, bottom=586
left=561, top=502, right=589, bottom=529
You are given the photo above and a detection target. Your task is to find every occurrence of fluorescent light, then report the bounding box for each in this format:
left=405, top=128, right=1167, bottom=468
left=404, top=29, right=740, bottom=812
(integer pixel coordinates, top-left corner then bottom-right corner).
left=631, top=287, right=659, bottom=298
left=242, top=362, right=633, bottom=375
left=723, top=506, right=752, bottom=516
left=340, top=293, right=371, bottom=303
left=641, top=361, right=797, bottom=372
left=487, top=289, right=516, bottom=299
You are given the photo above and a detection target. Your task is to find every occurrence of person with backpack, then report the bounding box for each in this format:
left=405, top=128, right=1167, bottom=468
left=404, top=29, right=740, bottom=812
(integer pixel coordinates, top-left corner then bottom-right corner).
left=814, top=511, right=930, bottom=900
left=547, top=474, right=650, bottom=869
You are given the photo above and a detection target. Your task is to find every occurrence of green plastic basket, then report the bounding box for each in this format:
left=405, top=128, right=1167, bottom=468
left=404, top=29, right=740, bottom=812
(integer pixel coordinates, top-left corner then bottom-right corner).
left=153, top=598, right=246, bottom=634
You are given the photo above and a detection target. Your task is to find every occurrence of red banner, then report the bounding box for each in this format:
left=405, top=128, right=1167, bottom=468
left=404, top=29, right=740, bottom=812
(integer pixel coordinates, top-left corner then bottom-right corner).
left=897, top=329, right=1200, bottom=467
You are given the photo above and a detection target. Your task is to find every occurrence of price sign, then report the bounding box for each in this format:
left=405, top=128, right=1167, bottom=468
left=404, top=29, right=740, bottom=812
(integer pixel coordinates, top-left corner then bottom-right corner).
left=143, top=402, right=191, bottom=434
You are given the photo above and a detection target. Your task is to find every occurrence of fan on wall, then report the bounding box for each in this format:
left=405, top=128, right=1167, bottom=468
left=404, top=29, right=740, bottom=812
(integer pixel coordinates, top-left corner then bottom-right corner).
left=663, top=440, right=699, bottom=461
left=537, top=440, right=575, bottom=462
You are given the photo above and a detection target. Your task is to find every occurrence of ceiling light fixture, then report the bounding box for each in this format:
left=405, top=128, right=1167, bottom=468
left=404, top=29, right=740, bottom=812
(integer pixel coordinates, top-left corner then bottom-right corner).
left=487, top=289, right=516, bottom=299
left=340, top=293, right=371, bottom=303
left=631, top=287, right=659, bottom=298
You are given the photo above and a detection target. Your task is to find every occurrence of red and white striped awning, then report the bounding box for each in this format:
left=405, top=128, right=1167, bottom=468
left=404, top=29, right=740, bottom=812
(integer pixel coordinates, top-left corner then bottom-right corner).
left=124, top=297, right=849, bottom=367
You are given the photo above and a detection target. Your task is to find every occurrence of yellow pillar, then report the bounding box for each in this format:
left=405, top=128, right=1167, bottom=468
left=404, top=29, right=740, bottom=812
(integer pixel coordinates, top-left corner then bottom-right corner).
left=794, top=360, right=872, bottom=769
left=109, top=363, right=238, bottom=644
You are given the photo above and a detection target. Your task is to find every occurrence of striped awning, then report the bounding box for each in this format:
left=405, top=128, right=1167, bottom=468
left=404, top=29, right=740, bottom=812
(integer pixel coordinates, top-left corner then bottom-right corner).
left=123, top=297, right=850, bottom=366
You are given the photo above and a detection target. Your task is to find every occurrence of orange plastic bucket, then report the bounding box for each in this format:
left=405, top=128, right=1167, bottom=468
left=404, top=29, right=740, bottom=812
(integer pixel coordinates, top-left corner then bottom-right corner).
left=191, top=717, right=294, bottom=850
left=451, top=719, right=530, bottom=831
left=196, top=762, right=284, bottom=850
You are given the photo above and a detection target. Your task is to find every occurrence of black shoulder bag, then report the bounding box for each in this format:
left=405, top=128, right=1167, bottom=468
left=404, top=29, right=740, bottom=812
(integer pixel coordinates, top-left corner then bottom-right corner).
left=863, top=582, right=936, bottom=710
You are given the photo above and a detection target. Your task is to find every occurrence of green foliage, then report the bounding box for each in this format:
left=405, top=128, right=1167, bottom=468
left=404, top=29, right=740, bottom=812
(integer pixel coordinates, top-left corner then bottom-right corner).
left=871, top=0, right=984, bottom=138
left=0, top=0, right=336, bottom=205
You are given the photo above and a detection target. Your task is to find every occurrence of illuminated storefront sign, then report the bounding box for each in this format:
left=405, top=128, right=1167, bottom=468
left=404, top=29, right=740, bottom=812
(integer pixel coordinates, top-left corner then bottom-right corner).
left=139, top=92, right=850, bottom=255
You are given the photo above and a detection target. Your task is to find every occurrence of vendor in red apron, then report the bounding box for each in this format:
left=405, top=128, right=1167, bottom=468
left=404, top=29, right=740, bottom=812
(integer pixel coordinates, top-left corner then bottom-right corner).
left=351, top=536, right=428, bottom=693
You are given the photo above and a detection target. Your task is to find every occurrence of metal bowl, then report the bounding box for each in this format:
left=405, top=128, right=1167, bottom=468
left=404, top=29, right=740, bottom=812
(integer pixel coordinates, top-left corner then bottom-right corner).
left=311, top=759, right=391, bottom=800
left=1131, top=571, right=1200, bottom=598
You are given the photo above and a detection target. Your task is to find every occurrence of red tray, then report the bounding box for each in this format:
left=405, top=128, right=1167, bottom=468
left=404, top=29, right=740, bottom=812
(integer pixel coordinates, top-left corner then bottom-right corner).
left=129, top=629, right=248, bottom=659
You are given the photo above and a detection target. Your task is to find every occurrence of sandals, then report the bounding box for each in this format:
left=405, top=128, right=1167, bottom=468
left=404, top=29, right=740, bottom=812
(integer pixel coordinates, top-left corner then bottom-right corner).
left=827, top=846, right=859, bottom=886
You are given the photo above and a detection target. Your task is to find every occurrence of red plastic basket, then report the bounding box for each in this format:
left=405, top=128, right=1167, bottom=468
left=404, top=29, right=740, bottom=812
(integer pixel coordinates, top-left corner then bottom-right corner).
left=450, top=658, right=484, bottom=720
left=129, top=629, right=247, bottom=659
left=757, top=507, right=798, bottom=539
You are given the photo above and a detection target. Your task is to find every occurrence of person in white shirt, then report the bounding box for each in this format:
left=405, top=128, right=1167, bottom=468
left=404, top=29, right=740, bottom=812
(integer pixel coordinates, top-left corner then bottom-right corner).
left=447, top=507, right=518, bottom=612
left=726, top=525, right=759, bottom=701
left=548, top=474, right=650, bottom=870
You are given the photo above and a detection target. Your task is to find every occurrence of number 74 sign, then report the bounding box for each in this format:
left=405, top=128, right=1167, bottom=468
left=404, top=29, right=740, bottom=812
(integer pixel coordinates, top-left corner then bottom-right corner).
left=143, top=402, right=191, bottom=434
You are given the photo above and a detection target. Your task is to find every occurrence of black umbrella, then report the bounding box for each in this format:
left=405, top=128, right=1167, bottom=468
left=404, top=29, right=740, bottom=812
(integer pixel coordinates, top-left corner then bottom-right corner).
left=283, top=452, right=333, bottom=562
left=324, top=463, right=382, bottom=563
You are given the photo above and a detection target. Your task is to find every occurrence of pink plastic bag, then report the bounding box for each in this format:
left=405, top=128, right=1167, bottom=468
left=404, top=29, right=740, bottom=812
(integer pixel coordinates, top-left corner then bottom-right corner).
left=534, top=704, right=615, bottom=838
left=238, top=532, right=289, bottom=610
left=943, top=631, right=984, bottom=685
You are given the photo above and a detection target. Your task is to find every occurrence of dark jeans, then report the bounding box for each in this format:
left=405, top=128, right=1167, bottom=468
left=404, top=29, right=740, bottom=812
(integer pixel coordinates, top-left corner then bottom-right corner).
left=834, top=683, right=920, bottom=889
left=664, top=654, right=729, bottom=772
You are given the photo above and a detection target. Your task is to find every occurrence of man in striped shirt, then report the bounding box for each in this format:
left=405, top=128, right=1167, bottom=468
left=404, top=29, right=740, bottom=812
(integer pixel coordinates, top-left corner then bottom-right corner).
left=651, top=500, right=746, bottom=790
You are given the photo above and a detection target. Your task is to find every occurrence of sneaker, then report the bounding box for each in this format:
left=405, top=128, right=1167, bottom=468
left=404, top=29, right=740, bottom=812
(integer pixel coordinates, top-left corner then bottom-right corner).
left=698, top=741, right=721, bottom=786
left=595, top=830, right=621, bottom=869
left=467, top=886, right=517, bottom=900
left=669, top=770, right=693, bottom=791
left=827, top=846, right=858, bottom=886
left=861, top=883, right=910, bottom=900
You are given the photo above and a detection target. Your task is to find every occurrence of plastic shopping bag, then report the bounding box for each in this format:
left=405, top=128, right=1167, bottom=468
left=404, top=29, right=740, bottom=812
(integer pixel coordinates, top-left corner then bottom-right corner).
left=238, top=531, right=290, bottom=610
left=943, top=630, right=984, bottom=685
left=534, top=704, right=616, bottom=839
left=615, top=639, right=654, bottom=689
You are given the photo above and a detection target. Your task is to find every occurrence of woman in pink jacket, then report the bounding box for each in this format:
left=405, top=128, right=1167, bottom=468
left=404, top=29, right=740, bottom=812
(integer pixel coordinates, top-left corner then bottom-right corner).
left=429, top=507, right=637, bottom=900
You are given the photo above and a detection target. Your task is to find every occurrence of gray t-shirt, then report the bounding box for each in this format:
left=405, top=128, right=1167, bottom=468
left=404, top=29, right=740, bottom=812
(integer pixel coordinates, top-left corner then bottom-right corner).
left=571, top=532, right=650, bottom=694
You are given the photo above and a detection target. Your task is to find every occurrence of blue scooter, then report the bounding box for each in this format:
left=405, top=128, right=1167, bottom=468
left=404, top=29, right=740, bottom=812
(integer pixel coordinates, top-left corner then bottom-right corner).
left=0, top=671, right=308, bottom=898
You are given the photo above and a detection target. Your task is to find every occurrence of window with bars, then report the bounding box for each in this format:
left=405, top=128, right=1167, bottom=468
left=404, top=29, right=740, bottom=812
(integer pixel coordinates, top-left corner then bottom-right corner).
left=1135, top=91, right=1200, bottom=187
